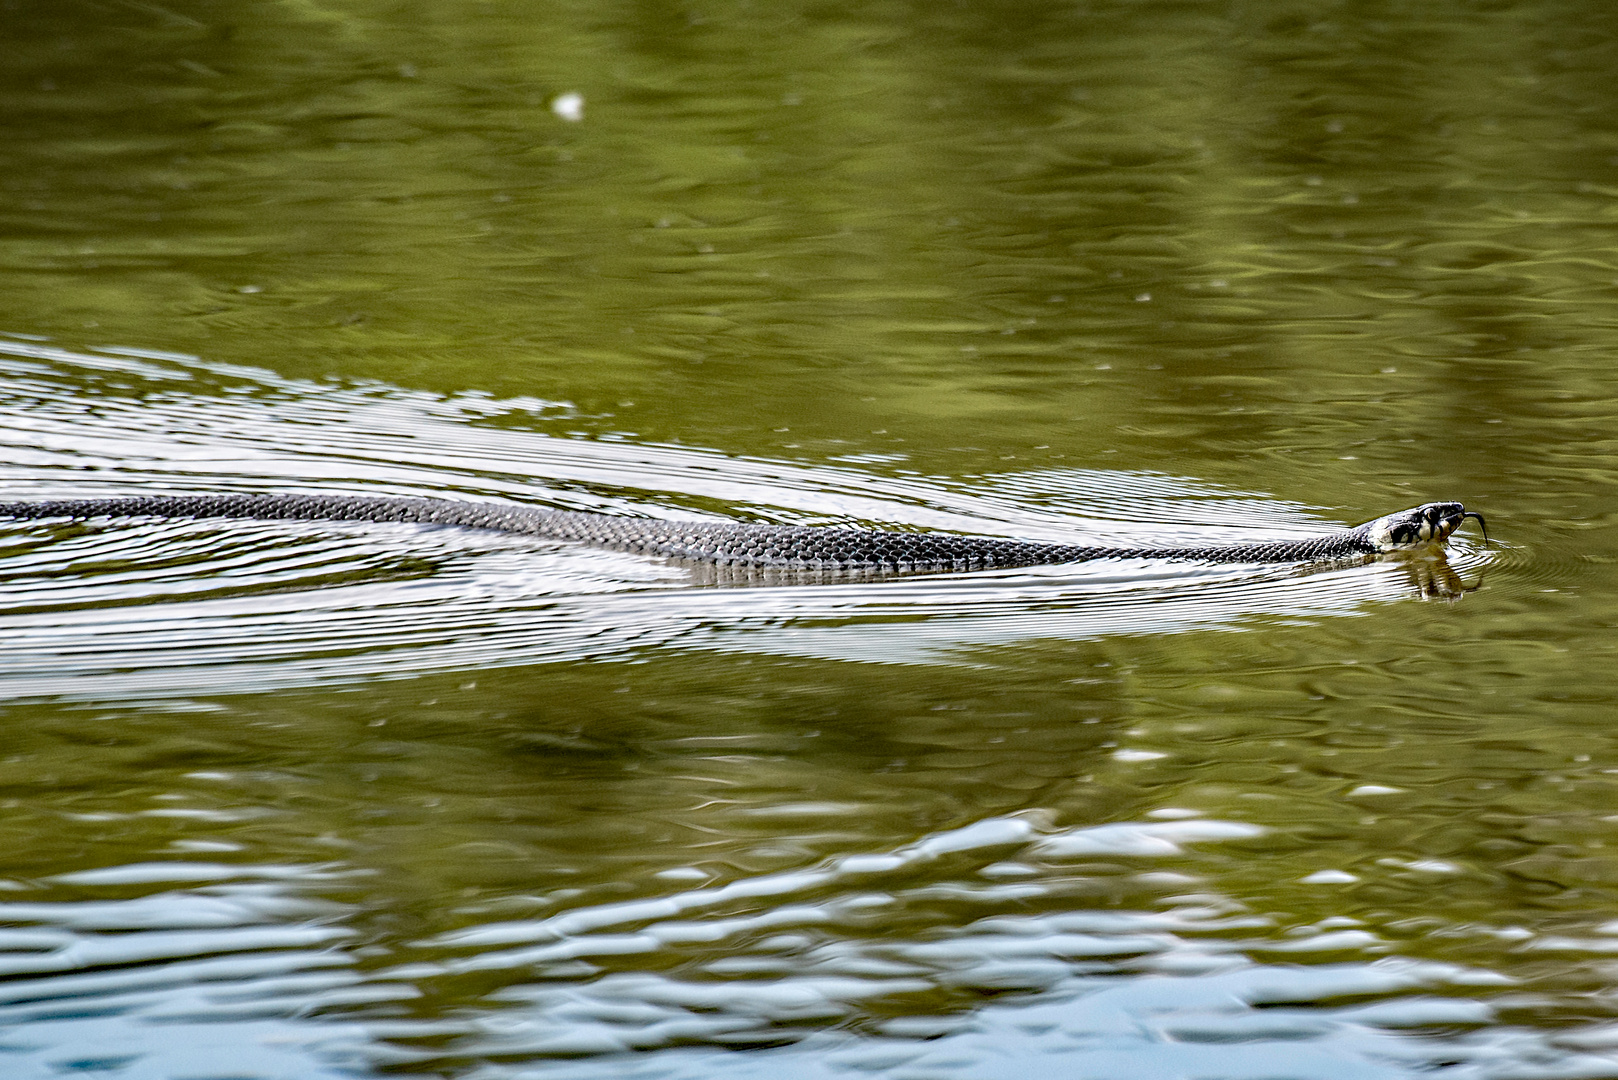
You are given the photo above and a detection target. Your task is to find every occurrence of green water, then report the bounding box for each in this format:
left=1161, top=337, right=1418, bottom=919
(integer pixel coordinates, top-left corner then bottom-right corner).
left=2, top=1, right=1618, bottom=1076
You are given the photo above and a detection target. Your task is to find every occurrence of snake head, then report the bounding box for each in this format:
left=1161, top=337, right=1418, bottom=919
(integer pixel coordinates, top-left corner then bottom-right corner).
left=1365, top=502, right=1488, bottom=552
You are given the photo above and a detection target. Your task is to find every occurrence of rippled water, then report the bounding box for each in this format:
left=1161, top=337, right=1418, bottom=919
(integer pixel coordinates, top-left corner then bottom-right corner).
left=5, top=1, right=1618, bottom=1078
left=0, top=340, right=1486, bottom=700
left=0, top=339, right=1575, bottom=1080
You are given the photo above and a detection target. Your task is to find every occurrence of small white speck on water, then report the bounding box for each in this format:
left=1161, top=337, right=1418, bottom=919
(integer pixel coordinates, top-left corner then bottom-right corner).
left=552, top=92, right=585, bottom=122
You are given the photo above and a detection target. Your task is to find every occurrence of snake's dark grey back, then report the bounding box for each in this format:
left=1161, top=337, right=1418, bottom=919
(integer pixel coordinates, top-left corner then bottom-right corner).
left=0, top=494, right=1380, bottom=570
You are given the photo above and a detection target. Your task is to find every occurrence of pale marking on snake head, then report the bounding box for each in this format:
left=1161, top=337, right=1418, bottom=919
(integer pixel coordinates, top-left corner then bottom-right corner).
left=1365, top=502, right=1486, bottom=552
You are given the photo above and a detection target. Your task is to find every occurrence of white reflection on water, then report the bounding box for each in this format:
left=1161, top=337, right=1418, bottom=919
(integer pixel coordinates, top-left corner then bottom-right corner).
left=0, top=865, right=377, bottom=1080
left=0, top=339, right=1487, bottom=702
left=4, top=812, right=1599, bottom=1079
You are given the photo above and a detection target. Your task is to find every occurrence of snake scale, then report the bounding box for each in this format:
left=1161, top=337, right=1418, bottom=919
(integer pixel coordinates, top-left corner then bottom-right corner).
left=0, top=495, right=1485, bottom=572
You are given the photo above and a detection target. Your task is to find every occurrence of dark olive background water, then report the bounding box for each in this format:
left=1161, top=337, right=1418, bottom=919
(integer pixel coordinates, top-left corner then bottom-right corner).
left=2, top=1, right=1618, bottom=1077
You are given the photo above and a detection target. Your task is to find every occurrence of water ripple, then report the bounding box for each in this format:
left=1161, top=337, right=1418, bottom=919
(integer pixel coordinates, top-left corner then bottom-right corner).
left=0, top=340, right=1488, bottom=702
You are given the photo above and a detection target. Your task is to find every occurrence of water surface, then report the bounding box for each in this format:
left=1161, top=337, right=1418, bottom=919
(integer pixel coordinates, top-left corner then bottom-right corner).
left=2, top=2, right=1617, bottom=1077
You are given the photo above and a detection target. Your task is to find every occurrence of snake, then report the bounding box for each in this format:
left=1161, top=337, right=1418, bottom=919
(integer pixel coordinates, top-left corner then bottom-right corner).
left=0, top=494, right=1486, bottom=572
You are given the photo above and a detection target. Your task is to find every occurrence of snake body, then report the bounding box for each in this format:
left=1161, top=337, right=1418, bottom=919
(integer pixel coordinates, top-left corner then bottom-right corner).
left=0, top=494, right=1481, bottom=571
